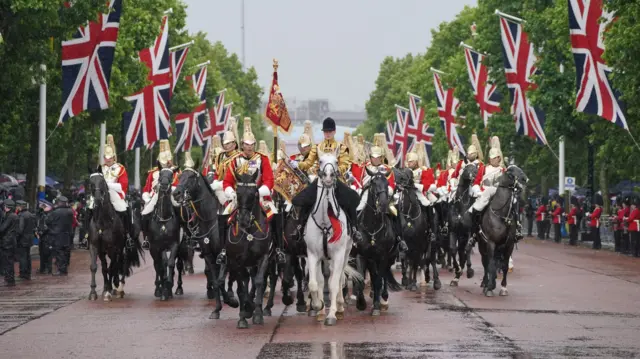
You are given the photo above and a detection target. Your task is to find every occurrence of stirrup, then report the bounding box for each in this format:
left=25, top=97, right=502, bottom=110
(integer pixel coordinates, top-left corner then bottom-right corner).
left=275, top=248, right=286, bottom=264
left=216, top=249, right=227, bottom=264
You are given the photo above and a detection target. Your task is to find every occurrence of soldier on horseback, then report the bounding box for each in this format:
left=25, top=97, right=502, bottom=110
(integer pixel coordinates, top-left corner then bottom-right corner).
left=141, top=139, right=179, bottom=237
left=102, top=134, right=134, bottom=241
left=222, top=117, right=285, bottom=263
left=405, top=144, right=439, bottom=235
left=206, top=117, right=240, bottom=205
left=290, top=117, right=363, bottom=244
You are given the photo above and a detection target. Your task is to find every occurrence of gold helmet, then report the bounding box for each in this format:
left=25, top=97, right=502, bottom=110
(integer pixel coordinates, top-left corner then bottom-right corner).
left=258, top=140, right=271, bottom=158
left=183, top=150, right=194, bottom=169
left=277, top=140, right=288, bottom=161
left=415, top=142, right=428, bottom=168
left=303, top=120, right=314, bottom=146
left=104, top=134, right=117, bottom=162
left=448, top=145, right=460, bottom=168
left=355, top=134, right=366, bottom=164
left=471, top=134, right=483, bottom=161
left=242, top=117, right=256, bottom=145
left=490, top=135, right=505, bottom=167
left=212, top=134, right=222, bottom=158
left=223, top=116, right=239, bottom=146
left=343, top=131, right=356, bottom=161
left=158, top=139, right=172, bottom=167
left=406, top=151, right=418, bottom=163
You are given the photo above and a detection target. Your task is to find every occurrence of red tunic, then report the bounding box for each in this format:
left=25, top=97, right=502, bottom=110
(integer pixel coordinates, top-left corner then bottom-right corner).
left=358, top=163, right=396, bottom=190
left=418, top=167, right=436, bottom=193
left=472, top=162, right=486, bottom=187
left=536, top=205, right=546, bottom=222
left=567, top=208, right=578, bottom=225
left=104, top=164, right=129, bottom=199
left=552, top=207, right=563, bottom=224
left=436, top=169, right=449, bottom=188
left=589, top=207, right=602, bottom=228
left=223, top=152, right=274, bottom=191
left=142, top=168, right=179, bottom=194
left=350, top=163, right=364, bottom=190
left=614, top=208, right=626, bottom=231
left=628, top=208, right=640, bottom=232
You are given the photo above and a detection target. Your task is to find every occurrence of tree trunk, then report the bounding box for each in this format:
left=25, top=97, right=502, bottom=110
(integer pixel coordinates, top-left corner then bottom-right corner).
left=540, top=175, right=548, bottom=199
left=25, top=120, right=39, bottom=208
left=600, top=162, right=609, bottom=214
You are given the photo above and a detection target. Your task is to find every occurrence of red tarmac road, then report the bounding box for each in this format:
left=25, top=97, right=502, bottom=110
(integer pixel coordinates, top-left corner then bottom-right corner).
left=1, top=238, right=640, bottom=358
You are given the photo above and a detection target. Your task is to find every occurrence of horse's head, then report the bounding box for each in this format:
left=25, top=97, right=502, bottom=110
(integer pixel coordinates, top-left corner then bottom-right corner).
left=88, top=165, right=108, bottom=207
left=158, top=167, right=178, bottom=194
left=318, top=148, right=339, bottom=188
left=504, top=165, right=529, bottom=190
left=365, top=166, right=390, bottom=213
left=235, top=172, right=259, bottom=229
left=394, top=168, right=414, bottom=190
left=173, top=167, right=199, bottom=203
left=460, top=163, right=478, bottom=187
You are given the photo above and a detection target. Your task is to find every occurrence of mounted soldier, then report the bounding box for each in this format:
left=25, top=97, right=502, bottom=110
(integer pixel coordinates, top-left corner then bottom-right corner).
left=405, top=143, right=438, bottom=231
left=451, top=134, right=484, bottom=190
left=207, top=117, right=240, bottom=209
left=355, top=134, right=406, bottom=251
left=102, top=134, right=134, bottom=240
left=202, top=133, right=223, bottom=181
left=141, top=139, right=179, bottom=235
left=223, top=117, right=284, bottom=263
left=290, top=117, right=363, bottom=244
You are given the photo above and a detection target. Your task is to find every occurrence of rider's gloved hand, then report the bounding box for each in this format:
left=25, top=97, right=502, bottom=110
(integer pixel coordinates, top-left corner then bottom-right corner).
left=224, top=187, right=237, bottom=202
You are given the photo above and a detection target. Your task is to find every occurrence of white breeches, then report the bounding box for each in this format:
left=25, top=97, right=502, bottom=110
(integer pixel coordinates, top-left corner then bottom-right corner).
left=109, top=189, right=128, bottom=212
left=141, top=190, right=179, bottom=215
left=357, top=189, right=368, bottom=212
left=416, top=191, right=430, bottom=207
left=222, top=196, right=277, bottom=215
left=471, top=186, right=497, bottom=212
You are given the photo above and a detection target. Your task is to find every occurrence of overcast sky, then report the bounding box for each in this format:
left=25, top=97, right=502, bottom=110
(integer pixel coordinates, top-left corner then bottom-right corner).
left=184, top=0, right=477, bottom=111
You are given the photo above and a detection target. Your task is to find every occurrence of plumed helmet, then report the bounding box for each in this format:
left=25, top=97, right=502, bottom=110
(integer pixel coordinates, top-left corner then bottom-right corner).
left=104, top=134, right=117, bottom=161
left=489, top=147, right=501, bottom=159
left=183, top=150, right=194, bottom=169
left=615, top=195, right=623, bottom=207
left=277, top=140, right=288, bottom=161
left=343, top=131, right=355, bottom=161
left=406, top=152, right=418, bottom=163
left=370, top=146, right=384, bottom=158
left=435, top=163, right=442, bottom=177
left=298, top=134, right=312, bottom=148
left=158, top=139, right=172, bottom=167
left=223, top=117, right=239, bottom=145
left=471, top=134, right=483, bottom=161
left=303, top=120, right=314, bottom=146
left=415, top=142, right=428, bottom=167
left=258, top=140, right=270, bottom=157
left=490, top=136, right=505, bottom=167
left=242, top=117, right=256, bottom=145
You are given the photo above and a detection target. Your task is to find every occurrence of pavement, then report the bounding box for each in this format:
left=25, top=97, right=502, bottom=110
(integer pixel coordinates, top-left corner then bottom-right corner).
left=1, top=237, right=640, bottom=358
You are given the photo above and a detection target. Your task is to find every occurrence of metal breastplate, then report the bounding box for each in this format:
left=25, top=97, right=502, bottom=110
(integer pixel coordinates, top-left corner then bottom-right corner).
left=482, top=166, right=502, bottom=187
left=235, top=154, right=262, bottom=179
left=103, top=164, right=121, bottom=183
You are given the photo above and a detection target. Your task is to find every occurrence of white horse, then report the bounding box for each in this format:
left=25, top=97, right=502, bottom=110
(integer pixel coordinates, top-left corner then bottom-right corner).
left=304, top=148, right=362, bottom=326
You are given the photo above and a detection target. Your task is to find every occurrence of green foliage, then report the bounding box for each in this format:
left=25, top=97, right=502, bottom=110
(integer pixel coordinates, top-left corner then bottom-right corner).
left=0, top=0, right=264, bottom=200
left=361, top=0, right=640, bottom=195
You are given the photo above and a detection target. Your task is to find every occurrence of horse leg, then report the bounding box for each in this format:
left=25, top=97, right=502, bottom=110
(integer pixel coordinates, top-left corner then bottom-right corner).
left=430, top=250, right=442, bottom=290
left=449, top=233, right=462, bottom=286
left=150, top=248, right=163, bottom=298
left=166, top=242, right=179, bottom=299
left=281, top=254, right=294, bottom=307
left=500, top=244, right=514, bottom=296
left=294, top=258, right=307, bottom=313
left=401, top=255, right=408, bottom=287
left=264, top=261, right=278, bottom=316
left=88, top=243, right=98, bottom=300
left=380, top=266, right=390, bottom=311
left=484, top=241, right=497, bottom=297
left=409, top=261, right=418, bottom=291
left=203, top=255, right=222, bottom=319
left=175, top=254, right=184, bottom=295
left=252, top=254, right=270, bottom=325
left=204, top=258, right=214, bottom=300
left=306, top=253, right=323, bottom=317
left=355, top=254, right=367, bottom=311
left=235, top=269, right=250, bottom=329
left=99, top=253, right=111, bottom=301
left=227, top=270, right=236, bottom=302
left=370, top=263, right=382, bottom=317
left=324, top=250, right=346, bottom=326
left=336, top=247, right=352, bottom=320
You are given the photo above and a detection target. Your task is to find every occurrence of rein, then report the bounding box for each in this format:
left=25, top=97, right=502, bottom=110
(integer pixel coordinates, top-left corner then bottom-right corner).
left=228, top=181, right=270, bottom=244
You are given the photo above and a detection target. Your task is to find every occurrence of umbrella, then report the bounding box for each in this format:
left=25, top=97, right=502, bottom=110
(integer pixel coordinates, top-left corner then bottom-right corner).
left=46, top=176, right=59, bottom=186
left=0, top=174, right=19, bottom=186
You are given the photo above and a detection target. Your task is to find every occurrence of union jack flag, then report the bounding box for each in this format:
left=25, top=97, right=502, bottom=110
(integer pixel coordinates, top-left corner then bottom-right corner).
left=393, top=106, right=411, bottom=166
left=569, top=0, right=627, bottom=129
left=170, top=47, right=189, bottom=98
left=174, top=66, right=208, bottom=153
left=59, top=0, right=121, bottom=124
left=123, top=16, right=172, bottom=151
left=407, top=93, right=436, bottom=166
left=202, top=101, right=232, bottom=167
left=463, top=47, right=502, bottom=128
left=498, top=15, right=548, bottom=144
left=433, top=72, right=466, bottom=157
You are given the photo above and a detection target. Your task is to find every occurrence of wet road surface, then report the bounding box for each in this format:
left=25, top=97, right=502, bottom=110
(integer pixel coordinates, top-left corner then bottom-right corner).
left=1, top=238, right=640, bottom=358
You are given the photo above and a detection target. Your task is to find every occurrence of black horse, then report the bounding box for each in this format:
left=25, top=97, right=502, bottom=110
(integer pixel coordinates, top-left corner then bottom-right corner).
left=172, top=167, right=238, bottom=319
left=87, top=167, right=144, bottom=301
left=448, top=163, right=477, bottom=287
left=475, top=166, right=528, bottom=297
left=224, top=172, right=273, bottom=329
left=281, top=203, right=309, bottom=313
left=395, top=168, right=441, bottom=292
left=147, top=168, right=183, bottom=300
left=355, top=170, right=401, bottom=316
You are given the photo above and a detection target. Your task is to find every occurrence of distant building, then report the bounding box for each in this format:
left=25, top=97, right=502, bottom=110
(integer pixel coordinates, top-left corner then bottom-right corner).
left=324, top=111, right=366, bottom=128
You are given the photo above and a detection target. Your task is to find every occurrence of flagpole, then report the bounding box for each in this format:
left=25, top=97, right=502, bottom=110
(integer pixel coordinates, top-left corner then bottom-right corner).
left=37, top=64, right=47, bottom=202
left=494, top=9, right=525, bottom=23
left=626, top=129, right=640, bottom=152
left=169, top=40, right=194, bottom=52
left=99, top=123, right=106, bottom=165
left=429, top=67, right=448, bottom=75
left=272, top=59, right=279, bottom=162
left=134, top=148, right=141, bottom=189
left=394, top=104, right=410, bottom=111
left=241, top=0, right=245, bottom=70
left=195, top=60, right=210, bottom=68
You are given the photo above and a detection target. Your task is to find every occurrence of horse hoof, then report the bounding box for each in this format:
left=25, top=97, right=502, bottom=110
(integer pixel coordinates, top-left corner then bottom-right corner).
left=88, top=292, right=98, bottom=301
left=499, top=288, right=509, bottom=296
left=371, top=309, right=381, bottom=316
left=154, top=288, right=161, bottom=298
left=409, top=284, right=418, bottom=292
left=226, top=297, right=240, bottom=309
left=380, top=303, right=389, bottom=311
left=175, top=287, right=184, bottom=296
left=237, top=318, right=249, bottom=329
left=433, top=280, right=442, bottom=291
left=111, top=289, right=118, bottom=295
left=161, top=295, right=168, bottom=301
left=448, top=267, right=454, bottom=272
left=450, top=280, right=459, bottom=287
left=282, top=294, right=294, bottom=306
left=209, top=311, right=220, bottom=320
left=324, top=317, right=337, bottom=326
left=336, top=311, right=344, bottom=320
left=356, top=296, right=367, bottom=311
left=508, top=268, right=513, bottom=273
left=401, top=277, right=408, bottom=286
left=252, top=313, right=264, bottom=325
left=296, top=304, right=307, bottom=313
left=308, top=309, right=318, bottom=317
left=103, top=292, right=112, bottom=302
left=467, top=268, right=475, bottom=279
left=419, top=281, right=428, bottom=287
left=264, top=308, right=272, bottom=317
left=316, top=312, right=326, bottom=322
left=117, top=290, right=125, bottom=299
left=485, top=290, right=494, bottom=297
left=206, top=289, right=215, bottom=300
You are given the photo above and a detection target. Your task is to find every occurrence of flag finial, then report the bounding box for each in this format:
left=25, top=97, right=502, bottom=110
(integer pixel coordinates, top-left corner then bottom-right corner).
left=273, top=58, right=279, bottom=72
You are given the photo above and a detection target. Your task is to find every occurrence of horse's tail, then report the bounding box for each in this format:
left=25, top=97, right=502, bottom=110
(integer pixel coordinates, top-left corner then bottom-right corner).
left=343, top=263, right=364, bottom=285
left=123, top=236, right=145, bottom=277
left=385, top=265, right=403, bottom=292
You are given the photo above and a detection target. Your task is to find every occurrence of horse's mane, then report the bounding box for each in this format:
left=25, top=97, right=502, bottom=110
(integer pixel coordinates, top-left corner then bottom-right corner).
left=89, top=173, right=117, bottom=226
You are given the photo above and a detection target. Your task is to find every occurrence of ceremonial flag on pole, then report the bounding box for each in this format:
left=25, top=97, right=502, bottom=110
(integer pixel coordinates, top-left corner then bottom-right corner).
left=170, top=46, right=190, bottom=97
left=59, top=0, right=122, bottom=124
left=497, top=11, right=548, bottom=145
left=393, top=106, right=410, bottom=166
left=202, top=101, right=232, bottom=167
left=461, top=44, right=502, bottom=128
left=174, top=66, right=207, bottom=153
left=123, top=15, right=172, bottom=150
left=433, top=72, right=466, bottom=157
left=568, top=0, right=627, bottom=129
left=406, top=93, right=436, bottom=166
left=265, top=62, right=292, bottom=133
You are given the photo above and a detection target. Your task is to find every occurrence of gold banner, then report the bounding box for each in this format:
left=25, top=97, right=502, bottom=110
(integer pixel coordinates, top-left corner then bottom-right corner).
left=273, top=159, right=307, bottom=202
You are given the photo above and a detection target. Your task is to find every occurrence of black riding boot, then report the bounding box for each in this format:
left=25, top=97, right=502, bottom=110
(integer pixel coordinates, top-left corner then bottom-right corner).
left=274, top=213, right=286, bottom=264
left=118, top=209, right=133, bottom=244
left=392, top=214, right=408, bottom=252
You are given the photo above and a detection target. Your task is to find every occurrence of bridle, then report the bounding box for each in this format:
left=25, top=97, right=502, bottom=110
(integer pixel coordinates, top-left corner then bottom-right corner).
left=176, top=168, right=217, bottom=239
